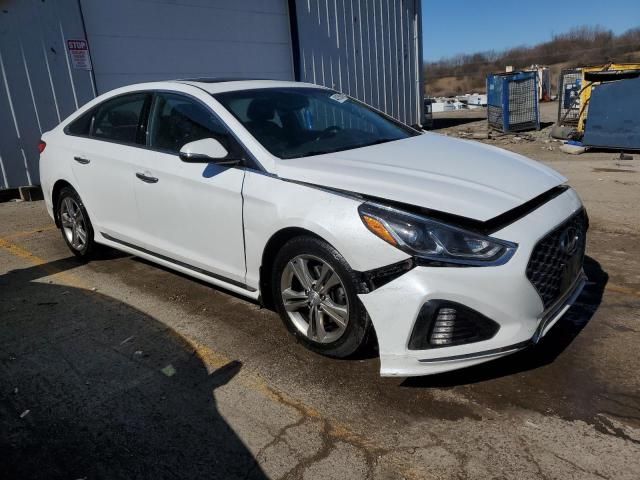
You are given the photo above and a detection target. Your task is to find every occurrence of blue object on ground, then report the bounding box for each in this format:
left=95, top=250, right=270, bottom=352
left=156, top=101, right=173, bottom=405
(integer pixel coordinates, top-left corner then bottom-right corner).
left=487, top=71, right=540, bottom=133
left=582, top=76, right=640, bottom=150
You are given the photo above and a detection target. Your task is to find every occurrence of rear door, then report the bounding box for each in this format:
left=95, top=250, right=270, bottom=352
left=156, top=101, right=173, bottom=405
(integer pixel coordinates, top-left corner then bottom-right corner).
left=132, top=92, right=247, bottom=286
left=68, top=92, right=151, bottom=243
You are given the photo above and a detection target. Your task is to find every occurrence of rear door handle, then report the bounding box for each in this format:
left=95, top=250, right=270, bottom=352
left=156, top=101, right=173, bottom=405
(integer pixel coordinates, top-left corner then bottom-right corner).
left=73, top=156, right=90, bottom=164
left=136, top=172, right=159, bottom=184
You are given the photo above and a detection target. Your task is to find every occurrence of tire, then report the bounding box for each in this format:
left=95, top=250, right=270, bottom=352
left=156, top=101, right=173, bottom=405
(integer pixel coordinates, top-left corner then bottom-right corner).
left=272, top=235, right=373, bottom=358
left=56, top=186, right=97, bottom=259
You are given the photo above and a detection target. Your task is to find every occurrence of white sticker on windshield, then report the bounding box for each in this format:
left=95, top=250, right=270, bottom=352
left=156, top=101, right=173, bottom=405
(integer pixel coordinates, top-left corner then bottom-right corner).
left=330, top=93, right=348, bottom=103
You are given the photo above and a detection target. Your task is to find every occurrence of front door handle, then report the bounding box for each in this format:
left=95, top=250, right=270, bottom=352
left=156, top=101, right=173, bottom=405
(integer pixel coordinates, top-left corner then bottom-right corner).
left=136, top=172, right=158, bottom=184
left=74, top=156, right=90, bottom=164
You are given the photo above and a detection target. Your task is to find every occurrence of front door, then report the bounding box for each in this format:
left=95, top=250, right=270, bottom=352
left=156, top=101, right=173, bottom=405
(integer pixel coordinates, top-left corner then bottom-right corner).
left=133, top=92, right=247, bottom=286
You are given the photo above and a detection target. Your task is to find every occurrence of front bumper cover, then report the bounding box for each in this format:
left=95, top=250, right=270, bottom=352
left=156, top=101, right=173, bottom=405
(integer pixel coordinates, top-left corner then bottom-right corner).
left=358, top=187, right=586, bottom=377
left=417, top=272, right=585, bottom=364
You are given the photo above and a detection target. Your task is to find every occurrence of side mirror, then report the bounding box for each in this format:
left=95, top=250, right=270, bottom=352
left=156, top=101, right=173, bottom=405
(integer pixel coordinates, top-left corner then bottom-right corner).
left=178, top=138, right=240, bottom=166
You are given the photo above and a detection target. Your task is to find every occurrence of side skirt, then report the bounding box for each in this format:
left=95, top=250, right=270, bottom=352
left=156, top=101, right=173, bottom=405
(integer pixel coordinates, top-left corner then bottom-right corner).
left=100, top=232, right=258, bottom=293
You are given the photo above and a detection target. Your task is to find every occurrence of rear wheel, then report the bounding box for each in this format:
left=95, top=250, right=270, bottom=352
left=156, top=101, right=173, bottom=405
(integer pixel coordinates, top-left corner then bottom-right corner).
left=56, top=187, right=96, bottom=259
left=272, top=236, right=373, bottom=358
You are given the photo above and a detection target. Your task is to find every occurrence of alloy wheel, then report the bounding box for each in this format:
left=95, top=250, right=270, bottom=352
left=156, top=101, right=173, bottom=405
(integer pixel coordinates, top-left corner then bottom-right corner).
left=60, top=197, right=88, bottom=252
left=280, top=254, right=350, bottom=344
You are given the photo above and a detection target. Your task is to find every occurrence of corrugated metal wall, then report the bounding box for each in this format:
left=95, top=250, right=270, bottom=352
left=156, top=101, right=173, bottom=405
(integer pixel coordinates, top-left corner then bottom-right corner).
left=79, top=0, right=294, bottom=94
left=0, top=0, right=96, bottom=190
left=292, top=0, right=423, bottom=126
left=0, top=0, right=424, bottom=190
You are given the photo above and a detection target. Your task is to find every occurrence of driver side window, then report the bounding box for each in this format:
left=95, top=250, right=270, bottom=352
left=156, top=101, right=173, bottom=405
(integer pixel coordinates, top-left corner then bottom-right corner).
left=148, top=93, right=231, bottom=153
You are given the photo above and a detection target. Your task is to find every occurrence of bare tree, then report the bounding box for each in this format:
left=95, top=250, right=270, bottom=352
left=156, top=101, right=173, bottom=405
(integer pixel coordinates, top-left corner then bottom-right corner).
left=425, top=25, right=640, bottom=97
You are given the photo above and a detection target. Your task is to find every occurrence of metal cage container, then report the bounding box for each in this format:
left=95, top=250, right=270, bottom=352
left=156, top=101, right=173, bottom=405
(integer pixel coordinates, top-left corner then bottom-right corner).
left=487, top=71, right=540, bottom=133
left=557, top=68, right=582, bottom=126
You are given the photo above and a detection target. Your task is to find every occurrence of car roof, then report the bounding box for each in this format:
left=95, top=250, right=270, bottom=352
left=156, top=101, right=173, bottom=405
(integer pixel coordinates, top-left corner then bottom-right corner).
left=171, top=78, right=327, bottom=94
left=59, top=79, right=332, bottom=127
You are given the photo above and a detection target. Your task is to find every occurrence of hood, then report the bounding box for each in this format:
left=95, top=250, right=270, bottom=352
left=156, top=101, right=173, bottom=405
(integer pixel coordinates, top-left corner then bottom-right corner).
left=274, top=133, right=566, bottom=222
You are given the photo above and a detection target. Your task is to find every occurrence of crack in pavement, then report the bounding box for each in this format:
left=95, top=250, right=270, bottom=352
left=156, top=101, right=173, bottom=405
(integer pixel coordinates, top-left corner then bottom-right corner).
left=594, top=414, right=640, bottom=446
left=516, top=434, right=551, bottom=480
left=551, top=452, right=611, bottom=480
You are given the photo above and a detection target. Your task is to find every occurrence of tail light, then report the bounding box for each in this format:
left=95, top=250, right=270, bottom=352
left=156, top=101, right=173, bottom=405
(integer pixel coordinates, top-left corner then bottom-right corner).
left=38, top=140, right=47, bottom=154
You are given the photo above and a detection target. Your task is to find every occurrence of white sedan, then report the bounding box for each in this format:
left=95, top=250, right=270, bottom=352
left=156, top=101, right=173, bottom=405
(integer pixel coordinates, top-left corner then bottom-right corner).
left=39, top=79, right=587, bottom=376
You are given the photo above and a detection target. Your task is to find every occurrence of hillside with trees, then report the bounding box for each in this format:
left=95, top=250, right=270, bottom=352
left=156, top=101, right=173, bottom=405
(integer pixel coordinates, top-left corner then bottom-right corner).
left=425, top=26, right=640, bottom=97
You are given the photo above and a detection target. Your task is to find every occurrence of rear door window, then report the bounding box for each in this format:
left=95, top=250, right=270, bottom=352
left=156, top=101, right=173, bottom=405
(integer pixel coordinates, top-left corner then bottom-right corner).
left=92, top=93, right=148, bottom=144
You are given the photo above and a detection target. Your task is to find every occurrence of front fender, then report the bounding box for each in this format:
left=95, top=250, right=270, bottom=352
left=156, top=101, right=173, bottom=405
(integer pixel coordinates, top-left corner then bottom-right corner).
left=242, top=172, right=409, bottom=290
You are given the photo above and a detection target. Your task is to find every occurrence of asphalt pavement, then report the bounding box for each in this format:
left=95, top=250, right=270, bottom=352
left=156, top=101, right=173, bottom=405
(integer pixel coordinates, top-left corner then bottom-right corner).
left=1, top=198, right=639, bottom=480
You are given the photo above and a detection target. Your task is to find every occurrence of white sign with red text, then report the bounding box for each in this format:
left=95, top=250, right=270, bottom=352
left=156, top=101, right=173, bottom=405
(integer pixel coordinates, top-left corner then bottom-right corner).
left=67, top=39, right=92, bottom=70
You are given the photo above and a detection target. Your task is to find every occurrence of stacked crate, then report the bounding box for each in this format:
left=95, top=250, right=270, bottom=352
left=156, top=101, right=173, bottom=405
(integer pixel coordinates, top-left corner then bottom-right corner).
left=487, top=71, right=540, bottom=133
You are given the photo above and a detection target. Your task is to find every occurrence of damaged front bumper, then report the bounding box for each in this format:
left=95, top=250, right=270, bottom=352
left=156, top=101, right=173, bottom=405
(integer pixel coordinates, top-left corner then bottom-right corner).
left=358, top=188, right=586, bottom=377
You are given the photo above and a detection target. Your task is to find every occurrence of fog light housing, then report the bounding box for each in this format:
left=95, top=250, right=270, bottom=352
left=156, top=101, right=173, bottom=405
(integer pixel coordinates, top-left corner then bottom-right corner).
left=408, top=301, right=499, bottom=350
left=430, top=308, right=457, bottom=345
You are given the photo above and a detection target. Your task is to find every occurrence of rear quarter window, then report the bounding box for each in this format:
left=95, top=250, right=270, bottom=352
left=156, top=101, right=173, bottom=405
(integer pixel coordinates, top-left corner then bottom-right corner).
left=66, top=109, right=94, bottom=136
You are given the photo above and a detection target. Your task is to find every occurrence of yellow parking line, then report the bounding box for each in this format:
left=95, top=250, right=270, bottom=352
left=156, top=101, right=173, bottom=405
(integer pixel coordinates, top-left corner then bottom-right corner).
left=187, top=339, right=233, bottom=372
left=0, top=237, right=42, bottom=262
left=0, top=236, right=84, bottom=288
left=1, top=224, right=57, bottom=240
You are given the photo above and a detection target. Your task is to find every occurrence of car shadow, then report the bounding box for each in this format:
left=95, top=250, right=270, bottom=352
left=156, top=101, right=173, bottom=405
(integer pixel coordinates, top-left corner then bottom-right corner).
left=0, top=259, right=267, bottom=480
left=401, top=255, right=607, bottom=388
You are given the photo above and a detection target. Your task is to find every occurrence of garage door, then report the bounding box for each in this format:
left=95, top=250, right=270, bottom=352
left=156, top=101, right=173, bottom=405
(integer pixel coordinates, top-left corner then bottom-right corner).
left=80, top=0, right=295, bottom=94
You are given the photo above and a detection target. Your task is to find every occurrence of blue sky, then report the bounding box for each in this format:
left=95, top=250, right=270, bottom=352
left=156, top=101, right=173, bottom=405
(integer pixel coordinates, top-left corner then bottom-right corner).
left=421, top=1, right=640, bottom=61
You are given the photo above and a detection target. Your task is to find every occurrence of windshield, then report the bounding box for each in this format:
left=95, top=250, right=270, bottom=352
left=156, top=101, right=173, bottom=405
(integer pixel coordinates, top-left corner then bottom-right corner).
left=214, top=88, right=419, bottom=159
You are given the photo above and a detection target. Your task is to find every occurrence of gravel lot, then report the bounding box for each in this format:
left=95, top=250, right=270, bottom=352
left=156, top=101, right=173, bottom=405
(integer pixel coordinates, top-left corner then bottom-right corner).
left=1, top=104, right=639, bottom=479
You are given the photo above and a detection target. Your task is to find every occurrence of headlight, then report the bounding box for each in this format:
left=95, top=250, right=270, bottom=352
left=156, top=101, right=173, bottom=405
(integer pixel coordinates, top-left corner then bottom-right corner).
left=358, top=203, right=517, bottom=266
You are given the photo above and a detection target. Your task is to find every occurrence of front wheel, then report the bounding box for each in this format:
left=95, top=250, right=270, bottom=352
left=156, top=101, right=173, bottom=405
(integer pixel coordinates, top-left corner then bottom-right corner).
left=272, top=236, right=373, bottom=358
left=56, top=186, right=96, bottom=259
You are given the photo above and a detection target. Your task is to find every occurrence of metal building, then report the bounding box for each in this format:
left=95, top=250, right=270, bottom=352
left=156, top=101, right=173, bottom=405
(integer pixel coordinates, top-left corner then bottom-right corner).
left=0, top=0, right=423, bottom=191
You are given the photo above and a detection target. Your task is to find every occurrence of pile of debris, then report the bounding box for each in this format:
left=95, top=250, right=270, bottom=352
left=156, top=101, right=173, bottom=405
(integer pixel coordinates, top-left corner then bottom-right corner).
left=455, top=126, right=557, bottom=150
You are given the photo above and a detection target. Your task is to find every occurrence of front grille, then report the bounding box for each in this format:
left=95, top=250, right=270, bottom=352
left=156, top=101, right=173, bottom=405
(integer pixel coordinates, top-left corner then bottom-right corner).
left=526, top=210, right=587, bottom=309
